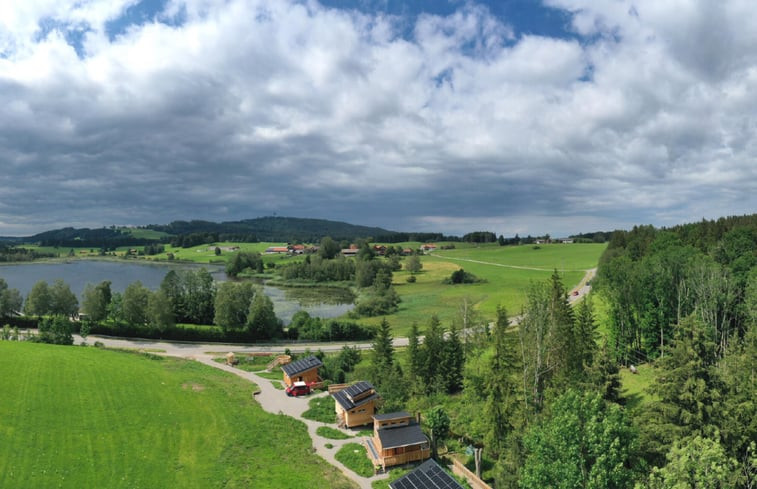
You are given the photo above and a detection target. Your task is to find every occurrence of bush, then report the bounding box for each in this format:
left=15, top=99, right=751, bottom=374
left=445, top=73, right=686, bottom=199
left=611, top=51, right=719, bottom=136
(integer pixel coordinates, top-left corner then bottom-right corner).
left=443, top=268, right=484, bottom=285
left=406, top=275, right=416, bottom=283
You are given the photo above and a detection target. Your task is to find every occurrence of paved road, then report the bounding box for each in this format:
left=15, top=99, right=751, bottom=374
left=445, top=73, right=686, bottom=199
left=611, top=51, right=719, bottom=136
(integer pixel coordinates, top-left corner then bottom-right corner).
left=26, top=268, right=595, bottom=487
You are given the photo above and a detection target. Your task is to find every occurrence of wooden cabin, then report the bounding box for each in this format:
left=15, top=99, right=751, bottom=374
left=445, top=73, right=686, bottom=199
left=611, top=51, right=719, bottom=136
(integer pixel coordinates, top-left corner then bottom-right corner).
left=389, top=459, right=464, bottom=489
left=281, top=355, right=323, bottom=387
left=332, top=381, right=381, bottom=428
left=364, top=411, right=430, bottom=471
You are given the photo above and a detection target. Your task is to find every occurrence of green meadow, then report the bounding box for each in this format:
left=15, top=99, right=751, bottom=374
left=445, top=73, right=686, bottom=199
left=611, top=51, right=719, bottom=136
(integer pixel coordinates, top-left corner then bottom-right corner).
left=363, top=243, right=606, bottom=335
left=0, top=342, right=354, bottom=489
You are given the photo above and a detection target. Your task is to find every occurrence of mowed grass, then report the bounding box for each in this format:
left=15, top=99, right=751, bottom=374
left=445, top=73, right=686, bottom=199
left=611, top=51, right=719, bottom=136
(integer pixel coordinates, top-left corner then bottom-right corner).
left=0, top=342, right=355, bottom=489
left=360, top=243, right=605, bottom=335
left=335, top=443, right=374, bottom=477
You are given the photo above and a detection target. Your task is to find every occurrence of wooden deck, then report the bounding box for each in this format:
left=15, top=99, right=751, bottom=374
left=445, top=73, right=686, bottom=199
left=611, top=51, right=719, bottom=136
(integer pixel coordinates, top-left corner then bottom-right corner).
left=364, top=438, right=431, bottom=471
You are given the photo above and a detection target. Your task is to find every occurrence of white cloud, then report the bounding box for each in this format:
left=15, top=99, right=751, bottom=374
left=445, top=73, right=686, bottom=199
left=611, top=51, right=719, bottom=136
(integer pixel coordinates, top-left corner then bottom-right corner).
left=0, top=0, right=755, bottom=236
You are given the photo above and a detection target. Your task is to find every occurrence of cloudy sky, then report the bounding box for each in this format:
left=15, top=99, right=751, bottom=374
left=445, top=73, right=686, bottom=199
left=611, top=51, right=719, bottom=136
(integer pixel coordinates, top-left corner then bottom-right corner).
left=1, top=0, right=756, bottom=237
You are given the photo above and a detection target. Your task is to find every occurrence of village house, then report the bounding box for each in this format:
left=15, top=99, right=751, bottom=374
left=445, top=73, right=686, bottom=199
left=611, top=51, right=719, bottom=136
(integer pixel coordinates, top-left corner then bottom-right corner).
left=331, top=381, right=381, bottom=428
left=372, top=245, right=387, bottom=256
left=365, top=411, right=430, bottom=471
left=419, top=244, right=437, bottom=253
left=281, top=355, right=323, bottom=387
left=265, top=246, right=290, bottom=254
left=389, top=459, right=464, bottom=489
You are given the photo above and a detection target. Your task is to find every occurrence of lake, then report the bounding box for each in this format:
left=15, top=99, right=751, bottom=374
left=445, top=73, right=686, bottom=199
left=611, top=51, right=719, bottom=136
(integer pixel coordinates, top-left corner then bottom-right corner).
left=0, top=260, right=353, bottom=324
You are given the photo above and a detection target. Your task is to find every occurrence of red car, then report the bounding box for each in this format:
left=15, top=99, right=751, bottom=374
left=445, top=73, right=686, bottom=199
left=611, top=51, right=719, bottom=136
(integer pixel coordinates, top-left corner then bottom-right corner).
left=286, top=381, right=311, bottom=397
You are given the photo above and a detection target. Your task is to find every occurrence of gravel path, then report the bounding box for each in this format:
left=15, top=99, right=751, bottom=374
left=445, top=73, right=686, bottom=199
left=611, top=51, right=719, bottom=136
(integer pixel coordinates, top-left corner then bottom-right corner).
left=191, top=355, right=386, bottom=489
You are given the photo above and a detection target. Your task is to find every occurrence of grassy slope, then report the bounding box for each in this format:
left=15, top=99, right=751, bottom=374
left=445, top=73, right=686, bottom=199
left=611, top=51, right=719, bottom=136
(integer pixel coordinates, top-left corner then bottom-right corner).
left=0, top=343, right=354, bottom=489
left=363, top=243, right=606, bottom=335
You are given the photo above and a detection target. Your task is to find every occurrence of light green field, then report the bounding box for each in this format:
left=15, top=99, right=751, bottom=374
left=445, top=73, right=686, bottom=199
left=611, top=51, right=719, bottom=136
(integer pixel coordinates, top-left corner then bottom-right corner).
left=0, top=342, right=354, bottom=489
left=361, top=243, right=606, bottom=335
left=118, top=227, right=173, bottom=240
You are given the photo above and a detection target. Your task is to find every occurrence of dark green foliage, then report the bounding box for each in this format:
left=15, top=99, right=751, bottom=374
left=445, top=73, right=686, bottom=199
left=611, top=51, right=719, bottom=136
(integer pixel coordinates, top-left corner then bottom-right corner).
left=520, top=390, right=641, bottom=489
left=462, top=231, right=497, bottom=243
left=159, top=269, right=215, bottom=324
left=442, top=323, right=465, bottom=393
left=81, top=281, right=111, bottom=322
left=0, top=278, right=23, bottom=317
left=640, top=436, right=740, bottom=489
left=37, top=316, right=74, bottom=345
left=281, top=255, right=354, bottom=282
left=286, top=311, right=373, bottom=341
left=485, top=306, right=519, bottom=461
left=639, top=315, right=724, bottom=464
left=146, top=290, right=174, bottom=333
left=318, top=236, right=340, bottom=259
left=214, top=281, right=255, bottom=331
left=122, top=281, right=150, bottom=325
left=225, top=251, right=264, bottom=277
left=24, top=280, right=51, bottom=316
left=405, top=254, right=422, bottom=274
left=371, top=318, right=394, bottom=373
left=353, top=265, right=400, bottom=317
left=426, top=406, right=450, bottom=459
left=49, top=279, right=79, bottom=318
left=444, top=268, right=483, bottom=284
left=246, top=293, right=282, bottom=340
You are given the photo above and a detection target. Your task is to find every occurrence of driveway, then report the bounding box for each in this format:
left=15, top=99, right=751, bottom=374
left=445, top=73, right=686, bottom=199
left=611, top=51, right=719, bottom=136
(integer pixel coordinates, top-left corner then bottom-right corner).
left=192, top=356, right=386, bottom=489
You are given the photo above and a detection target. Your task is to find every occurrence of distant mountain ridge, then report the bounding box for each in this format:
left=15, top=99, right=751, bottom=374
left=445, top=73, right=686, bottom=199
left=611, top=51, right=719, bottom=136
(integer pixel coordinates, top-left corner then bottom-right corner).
left=146, top=216, right=397, bottom=242
left=0, top=216, right=399, bottom=247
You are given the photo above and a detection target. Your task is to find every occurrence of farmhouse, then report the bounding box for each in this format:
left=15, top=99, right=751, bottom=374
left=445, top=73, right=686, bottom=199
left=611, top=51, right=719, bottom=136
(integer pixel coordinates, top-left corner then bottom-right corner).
left=265, top=246, right=290, bottom=254
left=420, top=244, right=437, bottom=253
left=281, top=355, right=323, bottom=387
left=365, top=411, right=430, bottom=471
left=331, top=381, right=381, bottom=428
left=341, top=248, right=359, bottom=257
left=389, top=458, right=464, bottom=489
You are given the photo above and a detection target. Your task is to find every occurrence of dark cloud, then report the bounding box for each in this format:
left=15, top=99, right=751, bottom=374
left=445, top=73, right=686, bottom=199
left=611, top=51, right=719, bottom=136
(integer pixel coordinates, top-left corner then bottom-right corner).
left=0, top=0, right=756, bottom=237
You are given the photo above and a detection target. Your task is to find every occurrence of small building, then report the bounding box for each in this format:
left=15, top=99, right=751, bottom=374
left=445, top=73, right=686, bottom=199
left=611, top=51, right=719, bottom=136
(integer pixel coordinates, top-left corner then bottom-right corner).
left=341, top=248, right=359, bottom=257
left=420, top=244, right=437, bottom=253
left=281, top=355, right=323, bottom=387
left=365, top=412, right=430, bottom=471
left=332, top=381, right=381, bottom=428
left=373, top=245, right=387, bottom=256
left=265, top=246, right=290, bottom=254
left=389, top=458, right=464, bottom=489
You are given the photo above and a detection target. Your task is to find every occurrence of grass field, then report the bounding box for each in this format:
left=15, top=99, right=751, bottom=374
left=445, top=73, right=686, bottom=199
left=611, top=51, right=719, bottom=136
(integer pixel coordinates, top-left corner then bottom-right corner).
left=303, top=396, right=337, bottom=423
left=335, top=443, right=374, bottom=477
left=361, top=243, right=606, bottom=335
left=0, top=342, right=354, bottom=489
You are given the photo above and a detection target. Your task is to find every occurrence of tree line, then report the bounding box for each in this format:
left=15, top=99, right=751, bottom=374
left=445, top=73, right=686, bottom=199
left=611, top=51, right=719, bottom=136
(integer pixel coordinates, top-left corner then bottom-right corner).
left=359, top=266, right=756, bottom=489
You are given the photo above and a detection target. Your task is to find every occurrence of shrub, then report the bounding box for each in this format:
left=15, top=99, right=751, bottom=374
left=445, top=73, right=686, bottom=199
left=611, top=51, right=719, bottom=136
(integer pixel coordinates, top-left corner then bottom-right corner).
left=443, top=268, right=484, bottom=285
left=406, top=275, right=416, bottom=283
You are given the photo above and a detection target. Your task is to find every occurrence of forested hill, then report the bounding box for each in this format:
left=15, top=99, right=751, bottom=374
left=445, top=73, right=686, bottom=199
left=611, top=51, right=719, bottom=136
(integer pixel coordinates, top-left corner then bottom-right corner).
left=1, top=216, right=399, bottom=247
left=145, top=216, right=397, bottom=242
left=597, top=212, right=757, bottom=362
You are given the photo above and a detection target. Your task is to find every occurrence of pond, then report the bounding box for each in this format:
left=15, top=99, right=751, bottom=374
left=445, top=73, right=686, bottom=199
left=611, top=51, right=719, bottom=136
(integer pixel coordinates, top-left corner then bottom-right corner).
left=0, top=260, right=353, bottom=324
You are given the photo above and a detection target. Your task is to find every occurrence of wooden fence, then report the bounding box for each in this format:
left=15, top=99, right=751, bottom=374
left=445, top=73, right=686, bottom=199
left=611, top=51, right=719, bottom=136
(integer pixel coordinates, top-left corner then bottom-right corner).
left=450, top=457, right=492, bottom=489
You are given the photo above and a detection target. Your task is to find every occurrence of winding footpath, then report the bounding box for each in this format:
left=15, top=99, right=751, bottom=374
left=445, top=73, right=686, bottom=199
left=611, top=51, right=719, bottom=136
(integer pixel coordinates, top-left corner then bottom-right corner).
left=57, top=267, right=596, bottom=488
left=191, top=355, right=385, bottom=489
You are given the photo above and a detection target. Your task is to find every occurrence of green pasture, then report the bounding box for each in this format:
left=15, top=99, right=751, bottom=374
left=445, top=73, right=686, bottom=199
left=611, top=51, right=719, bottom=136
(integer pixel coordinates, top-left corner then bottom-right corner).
left=0, top=342, right=354, bottom=489
left=359, top=244, right=605, bottom=335
left=118, top=227, right=173, bottom=240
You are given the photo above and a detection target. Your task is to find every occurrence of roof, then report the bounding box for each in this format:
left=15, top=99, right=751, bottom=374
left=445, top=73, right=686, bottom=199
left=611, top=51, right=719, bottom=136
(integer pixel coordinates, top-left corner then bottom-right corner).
left=389, top=459, right=464, bottom=489
left=377, top=422, right=428, bottom=450
left=373, top=411, right=411, bottom=422
left=332, top=381, right=379, bottom=411
left=281, top=356, right=323, bottom=376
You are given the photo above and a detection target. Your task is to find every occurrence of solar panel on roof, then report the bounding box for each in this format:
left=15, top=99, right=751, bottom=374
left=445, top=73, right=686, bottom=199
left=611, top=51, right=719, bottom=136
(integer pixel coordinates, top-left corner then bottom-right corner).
left=389, top=459, right=464, bottom=489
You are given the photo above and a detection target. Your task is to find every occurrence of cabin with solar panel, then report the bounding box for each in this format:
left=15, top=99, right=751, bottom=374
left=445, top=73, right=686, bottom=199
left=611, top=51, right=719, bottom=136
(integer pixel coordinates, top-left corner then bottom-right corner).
left=280, top=355, right=323, bottom=387
left=389, top=459, right=464, bottom=489
left=364, top=411, right=431, bottom=470
left=331, top=381, right=381, bottom=428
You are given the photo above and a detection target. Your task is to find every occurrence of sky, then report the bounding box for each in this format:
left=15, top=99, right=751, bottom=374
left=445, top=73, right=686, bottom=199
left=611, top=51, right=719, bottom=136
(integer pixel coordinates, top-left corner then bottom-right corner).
left=1, top=0, right=756, bottom=238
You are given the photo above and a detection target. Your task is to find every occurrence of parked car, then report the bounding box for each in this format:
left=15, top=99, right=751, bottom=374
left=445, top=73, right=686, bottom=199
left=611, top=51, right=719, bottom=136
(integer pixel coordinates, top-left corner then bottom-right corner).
left=286, top=381, right=311, bottom=397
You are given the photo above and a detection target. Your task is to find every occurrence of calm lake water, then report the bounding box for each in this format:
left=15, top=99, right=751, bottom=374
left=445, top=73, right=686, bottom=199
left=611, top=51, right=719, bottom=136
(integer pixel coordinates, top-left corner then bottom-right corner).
left=0, top=260, right=353, bottom=324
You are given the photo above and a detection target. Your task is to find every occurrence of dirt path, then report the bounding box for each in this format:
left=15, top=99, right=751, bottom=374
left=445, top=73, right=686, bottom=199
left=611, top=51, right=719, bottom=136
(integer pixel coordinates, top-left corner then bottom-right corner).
left=191, top=355, right=385, bottom=489
left=431, top=253, right=588, bottom=272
